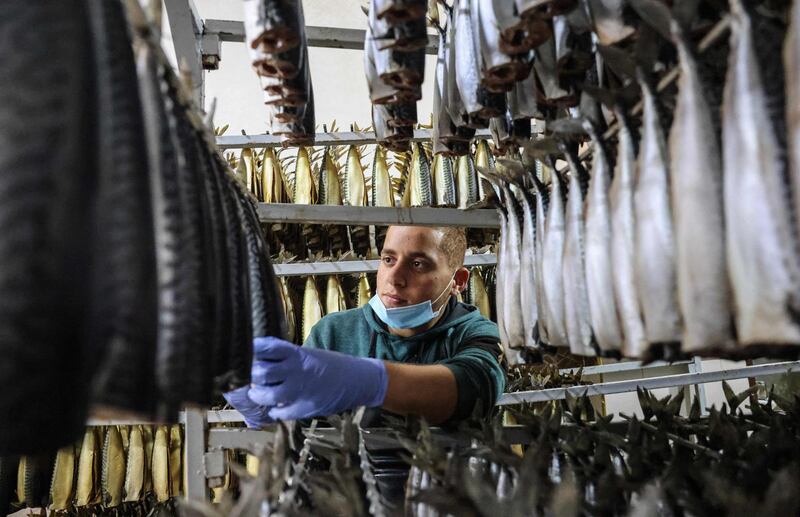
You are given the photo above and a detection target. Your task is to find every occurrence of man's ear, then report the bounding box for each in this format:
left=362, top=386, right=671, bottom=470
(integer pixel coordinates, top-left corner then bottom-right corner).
left=453, top=267, right=470, bottom=294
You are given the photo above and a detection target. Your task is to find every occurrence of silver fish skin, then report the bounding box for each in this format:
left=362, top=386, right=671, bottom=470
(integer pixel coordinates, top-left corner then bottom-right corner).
left=475, top=0, right=518, bottom=84
left=454, top=0, right=485, bottom=114
left=455, top=154, right=479, bottom=208
left=610, top=112, right=647, bottom=358
left=494, top=200, right=509, bottom=348
left=364, top=20, right=401, bottom=105
left=788, top=0, right=800, bottom=251
left=517, top=182, right=539, bottom=348
left=669, top=24, right=732, bottom=353
left=499, top=182, right=526, bottom=351
left=586, top=0, right=635, bottom=46
left=562, top=154, right=594, bottom=356
left=444, top=7, right=468, bottom=126
left=723, top=0, right=800, bottom=345
left=433, top=28, right=456, bottom=152
left=533, top=25, right=571, bottom=101
left=433, top=155, right=457, bottom=206
left=542, top=168, right=568, bottom=347
left=583, top=124, right=623, bottom=352
left=635, top=75, right=681, bottom=346
left=534, top=184, right=550, bottom=345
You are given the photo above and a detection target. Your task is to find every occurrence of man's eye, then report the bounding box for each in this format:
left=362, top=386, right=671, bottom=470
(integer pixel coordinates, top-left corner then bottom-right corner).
left=413, top=260, right=424, bottom=268
left=382, top=256, right=393, bottom=264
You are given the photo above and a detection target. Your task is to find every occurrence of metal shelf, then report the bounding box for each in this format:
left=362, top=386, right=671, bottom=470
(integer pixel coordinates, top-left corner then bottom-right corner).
left=257, top=204, right=501, bottom=228
left=204, top=19, right=440, bottom=55
left=272, top=253, right=497, bottom=276
left=216, top=128, right=492, bottom=149
left=497, top=360, right=800, bottom=406
left=562, top=359, right=694, bottom=377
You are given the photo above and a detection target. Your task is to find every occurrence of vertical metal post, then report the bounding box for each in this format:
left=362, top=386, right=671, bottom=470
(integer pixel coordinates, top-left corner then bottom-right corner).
left=689, top=356, right=709, bottom=416
left=183, top=407, right=209, bottom=503
left=163, top=0, right=204, bottom=106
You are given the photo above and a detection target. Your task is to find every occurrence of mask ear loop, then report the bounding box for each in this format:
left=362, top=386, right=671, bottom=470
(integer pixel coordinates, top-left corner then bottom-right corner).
left=431, top=271, right=458, bottom=311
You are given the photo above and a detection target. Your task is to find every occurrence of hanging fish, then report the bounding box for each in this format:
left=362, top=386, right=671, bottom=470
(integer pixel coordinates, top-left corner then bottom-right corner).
left=101, top=426, right=125, bottom=508
left=474, top=139, right=495, bottom=199
left=235, top=149, right=249, bottom=188
left=344, top=145, right=368, bottom=206
left=490, top=181, right=509, bottom=352
left=293, top=146, right=317, bottom=205
left=723, top=1, right=800, bottom=348
left=470, top=268, right=493, bottom=319
left=409, top=142, right=434, bottom=206
left=541, top=164, right=569, bottom=348
left=669, top=23, right=733, bottom=353
left=319, top=147, right=343, bottom=205
left=152, top=426, right=170, bottom=503
left=635, top=72, right=681, bottom=352
left=168, top=425, right=182, bottom=498
left=357, top=274, right=373, bottom=307
left=583, top=121, right=623, bottom=353
left=514, top=166, right=540, bottom=350
left=49, top=444, right=76, bottom=513
left=325, top=275, right=348, bottom=314
left=141, top=425, right=154, bottom=497
left=453, top=0, right=485, bottom=115
left=123, top=425, right=145, bottom=503
left=475, top=0, right=527, bottom=88
left=75, top=427, right=101, bottom=508
left=432, top=154, right=457, bottom=206
left=371, top=145, right=395, bottom=207
left=787, top=0, right=800, bottom=250
left=455, top=154, right=479, bottom=208
left=278, top=277, right=297, bottom=343
left=534, top=174, right=550, bottom=345
left=243, top=148, right=257, bottom=194
left=609, top=108, right=646, bottom=358
left=561, top=144, right=594, bottom=356
left=17, top=454, right=49, bottom=510
left=302, top=277, right=324, bottom=343
left=586, top=0, right=635, bottom=46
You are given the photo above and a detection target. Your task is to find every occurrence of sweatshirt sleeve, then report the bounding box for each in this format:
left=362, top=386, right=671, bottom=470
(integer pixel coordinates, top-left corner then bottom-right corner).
left=437, top=337, right=507, bottom=422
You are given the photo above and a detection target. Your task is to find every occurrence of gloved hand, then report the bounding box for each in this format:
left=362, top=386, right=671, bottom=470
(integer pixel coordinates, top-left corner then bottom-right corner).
left=248, top=336, right=389, bottom=421
left=222, top=386, right=273, bottom=428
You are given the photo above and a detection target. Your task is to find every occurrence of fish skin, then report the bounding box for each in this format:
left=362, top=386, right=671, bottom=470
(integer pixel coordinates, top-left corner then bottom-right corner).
left=302, top=276, right=324, bottom=343
left=410, top=143, right=434, bottom=206
left=498, top=181, right=526, bottom=352
left=788, top=0, right=800, bottom=251
left=293, top=146, right=316, bottom=205
left=583, top=123, right=623, bottom=352
left=75, top=427, right=101, bottom=507
left=325, top=276, right=348, bottom=314
left=49, top=444, right=76, bottom=511
left=491, top=184, right=510, bottom=350
left=152, top=426, right=170, bottom=502
left=534, top=183, right=550, bottom=345
left=475, top=0, right=523, bottom=88
left=433, top=154, right=457, bottom=206
left=669, top=24, right=733, bottom=353
left=515, top=177, right=539, bottom=349
left=279, top=277, right=297, bottom=342
left=168, top=425, right=182, bottom=497
left=344, top=145, right=368, bottom=206
left=357, top=274, right=373, bottom=307
left=533, top=27, right=571, bottom=103
left=635, top=74, right=681, bottom=347
left=470, top=268, right=493, bottom=319
left=319, top=148, right=343, bottom=205
left=101, top=426, right=125, bottom=508
left=242, top=0, right=300, bottom=54
left=474, top=139, right=495, bottom=199
left=372, top=145, right=395, bottom=207
left=562, top=147, right=595, bottom=356
left=123, top=426, right=144, bottom=503
left=586, top=0, right=635, bottom=46
left=455, top=154, right=479, bottom=208
left=542, top=168, right=569, bottom=347
left=610, top=111, right=647, bottom=358
left=141, top=425, right=154, bottom=496
left=454, top=0, right=485, bottom=115
left=723, top=1, right=800, bottom=346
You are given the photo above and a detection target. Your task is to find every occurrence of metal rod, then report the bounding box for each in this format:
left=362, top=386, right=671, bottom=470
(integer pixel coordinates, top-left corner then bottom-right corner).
left=217, top=128, right=492, bottom=149
left=203, top=19, right=439, bottom=54
left=272, top=253, right=497, bottom=276
left=183, top=407, right=209, bottom=502
left=496, top=360, right=800, bottom=406
left=559, top=359, right=692, bottom=377
left=256, top=204, right=501, bottom=228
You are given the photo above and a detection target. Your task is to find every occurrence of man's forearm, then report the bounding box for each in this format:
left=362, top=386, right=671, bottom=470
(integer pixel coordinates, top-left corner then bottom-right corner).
left=381, top=362, right=457, bottom=424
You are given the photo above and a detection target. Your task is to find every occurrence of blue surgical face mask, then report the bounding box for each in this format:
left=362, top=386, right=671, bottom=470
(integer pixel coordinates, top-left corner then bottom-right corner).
left=369, top=274, right=456, bottom=329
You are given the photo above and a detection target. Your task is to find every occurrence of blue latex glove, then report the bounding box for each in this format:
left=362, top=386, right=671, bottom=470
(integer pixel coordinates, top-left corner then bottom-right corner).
left=222, top=386, right=273, bottom=428
left=248, top=336, right=389, bottom=421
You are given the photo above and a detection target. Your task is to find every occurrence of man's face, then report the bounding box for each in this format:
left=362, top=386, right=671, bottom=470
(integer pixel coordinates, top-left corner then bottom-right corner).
left=377, top=226, right=463, bottom=310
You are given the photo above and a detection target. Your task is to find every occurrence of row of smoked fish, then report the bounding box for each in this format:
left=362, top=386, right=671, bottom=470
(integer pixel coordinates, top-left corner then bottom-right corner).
left=0, top=0, right=286, bottom=456
left=243, top=0, right=315, bottom=145
left=0, top=425, right=182, bottom=516
left=276, top=265, right=495, bottom=345
left=224, top=134, right=499, bottom=258
left=398, top=384, right=800, bottom=517
left=488, top=0, right=800, bottom=363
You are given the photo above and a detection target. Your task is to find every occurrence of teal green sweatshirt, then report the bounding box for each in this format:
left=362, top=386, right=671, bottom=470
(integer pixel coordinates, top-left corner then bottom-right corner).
left=303, top=297, right=506, bottom=422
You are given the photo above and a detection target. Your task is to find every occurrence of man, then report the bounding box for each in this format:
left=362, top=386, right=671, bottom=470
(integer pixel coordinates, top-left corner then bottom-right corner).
left=225, top=225, right=506, bottom=426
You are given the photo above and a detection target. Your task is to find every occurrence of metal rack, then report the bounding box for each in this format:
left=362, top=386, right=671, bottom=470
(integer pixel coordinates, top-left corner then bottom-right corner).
left=272, top=253, right=497, bottom=276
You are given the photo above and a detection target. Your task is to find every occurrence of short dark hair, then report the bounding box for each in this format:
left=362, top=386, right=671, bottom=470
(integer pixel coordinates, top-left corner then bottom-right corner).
left=435, top=227, right=467, bottom=268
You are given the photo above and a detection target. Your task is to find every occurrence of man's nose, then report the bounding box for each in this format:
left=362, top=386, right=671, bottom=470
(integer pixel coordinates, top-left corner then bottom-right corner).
left=385, top=263, right=407, bottom=287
